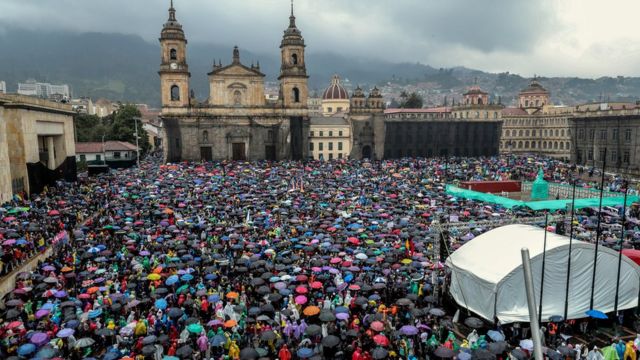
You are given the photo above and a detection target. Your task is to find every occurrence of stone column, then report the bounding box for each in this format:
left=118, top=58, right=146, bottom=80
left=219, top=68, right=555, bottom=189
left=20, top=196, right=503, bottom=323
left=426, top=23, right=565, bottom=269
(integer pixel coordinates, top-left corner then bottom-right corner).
left=46, top=136, right=55, bottom=169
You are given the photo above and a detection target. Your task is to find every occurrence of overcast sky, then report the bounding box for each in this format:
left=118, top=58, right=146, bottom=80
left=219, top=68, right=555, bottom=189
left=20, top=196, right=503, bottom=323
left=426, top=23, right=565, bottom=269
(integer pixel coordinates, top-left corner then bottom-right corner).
left=1, top=0, right=639, bottom=78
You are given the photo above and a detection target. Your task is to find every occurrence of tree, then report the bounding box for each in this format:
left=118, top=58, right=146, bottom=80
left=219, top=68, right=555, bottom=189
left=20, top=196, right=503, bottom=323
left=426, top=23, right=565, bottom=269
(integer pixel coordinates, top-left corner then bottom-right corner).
left=399, top=92, right=423, bottom=109
left=108, top=104, right=151, bottom=155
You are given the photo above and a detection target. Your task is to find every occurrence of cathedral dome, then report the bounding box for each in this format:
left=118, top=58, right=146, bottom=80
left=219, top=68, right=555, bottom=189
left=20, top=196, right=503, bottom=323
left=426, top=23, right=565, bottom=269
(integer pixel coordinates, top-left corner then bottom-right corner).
left=322, top=75, right=349, bottom=100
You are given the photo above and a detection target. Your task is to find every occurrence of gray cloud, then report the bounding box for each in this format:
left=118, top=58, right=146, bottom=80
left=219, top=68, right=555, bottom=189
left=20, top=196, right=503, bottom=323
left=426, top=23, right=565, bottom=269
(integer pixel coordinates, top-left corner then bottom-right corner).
left=0, top=0, right=633, bottom=77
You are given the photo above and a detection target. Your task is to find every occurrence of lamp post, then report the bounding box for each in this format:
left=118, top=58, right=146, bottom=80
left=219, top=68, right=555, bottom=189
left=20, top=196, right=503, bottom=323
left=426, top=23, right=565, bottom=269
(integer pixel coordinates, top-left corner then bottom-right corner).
left=133, top=117, right=141, bottom=168
left=101, top=134, right=106, bottom=165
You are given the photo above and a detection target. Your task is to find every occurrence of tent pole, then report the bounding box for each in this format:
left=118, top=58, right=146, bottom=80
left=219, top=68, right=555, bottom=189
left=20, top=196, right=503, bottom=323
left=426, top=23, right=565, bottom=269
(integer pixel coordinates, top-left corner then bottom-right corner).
left=538, top=212, right=548, bottom=324
left=614, top=183, right=628, bottom=315
left=564, top=178, right=577, bottom=320
left=590, top=148, right=607, bottom=310
left=522, top=248, right=544, bottom=360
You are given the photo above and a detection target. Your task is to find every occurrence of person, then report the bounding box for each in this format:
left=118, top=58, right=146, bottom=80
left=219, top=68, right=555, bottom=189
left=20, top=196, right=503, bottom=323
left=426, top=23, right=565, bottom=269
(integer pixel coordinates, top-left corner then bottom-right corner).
left=588, top=346, right=605, bottom=360
left=279, top=344, right=292, bottom=360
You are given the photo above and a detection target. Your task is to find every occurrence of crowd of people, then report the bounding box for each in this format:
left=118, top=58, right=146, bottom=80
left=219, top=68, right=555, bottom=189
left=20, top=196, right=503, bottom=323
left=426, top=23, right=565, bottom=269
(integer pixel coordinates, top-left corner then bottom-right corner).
left=0, top=155, right=638, bottom=360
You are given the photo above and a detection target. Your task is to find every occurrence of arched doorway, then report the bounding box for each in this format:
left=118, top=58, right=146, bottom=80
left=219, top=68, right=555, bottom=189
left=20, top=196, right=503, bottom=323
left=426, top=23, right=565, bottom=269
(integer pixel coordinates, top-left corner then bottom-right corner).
left=362, top=145, right=372, bottom=159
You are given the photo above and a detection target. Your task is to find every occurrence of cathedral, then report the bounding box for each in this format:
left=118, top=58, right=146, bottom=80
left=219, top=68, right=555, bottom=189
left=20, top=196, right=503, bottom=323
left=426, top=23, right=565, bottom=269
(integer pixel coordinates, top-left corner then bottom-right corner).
left=159, top=2, right=309, bottom=162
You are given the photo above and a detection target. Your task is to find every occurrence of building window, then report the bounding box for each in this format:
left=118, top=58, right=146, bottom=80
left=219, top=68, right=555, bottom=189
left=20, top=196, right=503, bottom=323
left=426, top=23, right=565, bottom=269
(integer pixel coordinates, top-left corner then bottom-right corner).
left=318, top=143, right=323, bottom=151
left=170, top=48, right=177, bottom=60
left=329, top=131, right=333, bottom=137
left=328, top=142, right=333, bottom=151
left=587, top=149, right=593, bottom=161
left=113, top=152, right=121, bottom=159
left=612, top=128, right=619, bottom=140
left=319, top=131, right=323, bottom=137
left=532, top=130, right=536, bottom=136
left=292, top=87, right=300, bottom=103
left=80, top=154, right=86, bottom=162
left=565, top=142, right=570, bottom=150
left=525, top=130, right=530, bottom=136
left=329, top=153, right=333, bottom=160
left=170, top=85, right=180, bottom=101
left=309, top=142, right=314, bottom=151
left=625, top=129, right=632, bottom=142
left=338, top=153, right=343, bottom=159
left=96, top=154, right=101, bottom=161
left=623, top=151, right=630, bottom=163
left=327, top=107, right=332, bottom=113
left=505, top=130, right=511, bottom=137
left=611, top=150, right=618, bottom=162
left=337, top=108, right=342, bottom=112
left=519, top=130, right=523, bottom=137
left=338, top=142, right=343, bottom=151
left=339, top=131, right=343, bottom=137
left=310, top=131, right=314, bottom=137
left=202, top=130, right=209, bottom=143
left=600, top=129, right=607, bottom=140
left=578, top=129, right=585, bottom=140
left=291, top=53, right=298, bottom=65
left=589, top=129, right=595, bottom=140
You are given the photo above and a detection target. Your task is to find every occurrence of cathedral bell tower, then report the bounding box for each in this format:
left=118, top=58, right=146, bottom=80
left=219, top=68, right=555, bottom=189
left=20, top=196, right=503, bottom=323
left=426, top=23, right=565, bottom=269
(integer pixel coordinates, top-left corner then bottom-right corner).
left=159, top=0, right=190, bottom=108
left=278, top=2, right=308, bottom=109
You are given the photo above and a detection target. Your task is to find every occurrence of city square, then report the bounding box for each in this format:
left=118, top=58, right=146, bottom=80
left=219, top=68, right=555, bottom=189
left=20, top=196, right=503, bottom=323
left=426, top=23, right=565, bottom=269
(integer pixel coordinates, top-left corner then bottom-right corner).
left=1, top=1, right=640, bottom=360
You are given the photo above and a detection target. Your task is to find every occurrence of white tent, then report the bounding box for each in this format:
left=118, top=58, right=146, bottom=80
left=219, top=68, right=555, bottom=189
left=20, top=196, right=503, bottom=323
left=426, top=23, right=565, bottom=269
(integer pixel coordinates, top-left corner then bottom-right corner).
left=446, top=224, right=640, bottom=324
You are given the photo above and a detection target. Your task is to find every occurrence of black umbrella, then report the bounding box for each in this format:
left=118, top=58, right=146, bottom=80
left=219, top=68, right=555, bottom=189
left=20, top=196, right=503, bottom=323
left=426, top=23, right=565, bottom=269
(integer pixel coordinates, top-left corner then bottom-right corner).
left=142, top=345, right=156, bottom=356
left=321, top=335, right=340, bottom=348
left=487, top=341, right=507, bottom=355
left=372, top=347, right=389, bottom=359
left=472, top=348, right=496, bottom=360
left=319, top=311, right=336, bottom=322
left=142, top=335, right=157, bottom=345
left=260, top=330, right=277, bottom=341
left=239, top=347, right=260, bottom=360
left=464, top=317, right=484, bottom=329
left=175, top=345, right=193, bottom=358
left=510, top=349, right=528, bottom=360
left=545, top=349, right=562, bottom=360
left=168, top=307, right=183, bottom=318
left=305, top=324, right=322, bottom=336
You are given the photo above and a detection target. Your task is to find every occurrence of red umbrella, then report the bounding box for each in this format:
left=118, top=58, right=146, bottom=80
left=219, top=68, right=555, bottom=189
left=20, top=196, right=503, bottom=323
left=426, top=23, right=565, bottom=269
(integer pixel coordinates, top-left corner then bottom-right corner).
left=370, top=321, right=384, bottom=332
left=6, top=321, right=23, bottom=330
left=348, top=284, right=360, bottom=291
left=296, top=275, right=308, bottom=282
left=373, top=334, right=390, bottom=346
left=310, top=281, right=323, bottom=289
left=295, top=286, right=308, bottom=294
left=347, top=237, right=360, bottom=245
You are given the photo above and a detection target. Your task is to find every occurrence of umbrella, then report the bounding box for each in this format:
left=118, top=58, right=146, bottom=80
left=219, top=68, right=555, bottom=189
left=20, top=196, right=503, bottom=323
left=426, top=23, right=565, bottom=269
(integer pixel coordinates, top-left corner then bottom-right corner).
left=305, top=324, right=322, bottom=336
left=175, top=345, right=193, bottom=358
left=585, top=309, right=607, bottom=319
left=472, top=348, right=497, bottom=360
left=239, top=347, right=260, bottom=360
left=370, top=321, right=384, bottom=332
left=434, top=346, right=456, bottom=358
left=319, top=311, right=336, bottom=322
left=17, top=343, right=36, bottom=356
left=429, top=308, right=446, bottom=317
left=321, top=335, right=340, bottom=348
left=373, top=334, right=390, bottom=346
left=143, top=335, right=158, bottom=345
left=57, top=328, right=75, bottom=338
left=487, top=342, right=507, bottom=355
left=30, top=332, right=49, bottom=346
left=297, top=347, right=314, bottom=359
left=372, top=348, right=389, bottom=359
left=399, top=325, right=419, bottom=336
left=464, top=317, right=483, bottom=329
left=260, top=330, right=277, bottom=341
left=548, top=315, right=564, bottom=322
left=303, top=306, right=320, bottom=316
left=75, top=337, right=96, bottom=348
left=187, top=323, right=203, bottom=334
left=486, top=330, right=505, bottom=342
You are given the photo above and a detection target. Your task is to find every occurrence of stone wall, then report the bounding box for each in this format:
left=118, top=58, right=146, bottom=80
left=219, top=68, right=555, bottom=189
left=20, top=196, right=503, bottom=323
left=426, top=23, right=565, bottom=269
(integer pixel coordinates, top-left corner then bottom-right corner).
left=0, top=110, right=11, bottom=203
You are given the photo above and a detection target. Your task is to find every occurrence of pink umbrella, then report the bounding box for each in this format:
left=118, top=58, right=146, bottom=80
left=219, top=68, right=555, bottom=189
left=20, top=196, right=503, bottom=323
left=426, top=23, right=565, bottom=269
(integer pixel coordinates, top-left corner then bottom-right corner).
left=295, top=295, right=308, bottom=305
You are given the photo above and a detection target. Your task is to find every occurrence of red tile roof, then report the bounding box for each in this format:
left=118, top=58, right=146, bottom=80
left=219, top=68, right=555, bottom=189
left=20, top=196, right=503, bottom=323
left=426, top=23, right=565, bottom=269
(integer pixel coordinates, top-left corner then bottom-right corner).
left=501, top=107, right=528, bottom=116
left=384, top=107, right=451, bottom=114
left=75, top=141, right=137, bottom=154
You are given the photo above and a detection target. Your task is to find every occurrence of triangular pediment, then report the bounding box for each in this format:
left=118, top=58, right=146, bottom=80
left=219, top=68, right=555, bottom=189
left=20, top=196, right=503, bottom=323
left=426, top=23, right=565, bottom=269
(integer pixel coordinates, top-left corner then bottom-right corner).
left=208, top=63, right=265, bottom=77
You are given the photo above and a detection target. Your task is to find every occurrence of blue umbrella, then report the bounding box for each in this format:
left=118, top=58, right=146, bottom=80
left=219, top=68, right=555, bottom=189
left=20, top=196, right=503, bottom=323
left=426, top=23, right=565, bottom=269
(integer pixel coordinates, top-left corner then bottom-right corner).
left=297, top=347, right=314, bottom=358
left=155, top=299, right=168, bottom=310
left=204, top=273, right=217, bottom=280
left=585, top=309, right=607, bottom=319
left=487, top=330, right=505, bottom=342
left=208, top=294, right=220, bottom=303
left=88, top=308, right=102, bottom=319
left=210, top=334, right=227, bottom=347
left=180, top=274, right=194, bottom=281
left=18, top=343, right=36, bottom=356
left=166, top=275, right=179, bottom=286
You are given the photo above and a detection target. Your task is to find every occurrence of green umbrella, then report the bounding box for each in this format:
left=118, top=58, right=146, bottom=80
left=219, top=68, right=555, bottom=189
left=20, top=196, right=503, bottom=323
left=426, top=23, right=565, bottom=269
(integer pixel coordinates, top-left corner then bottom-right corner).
left=187, top=323, right=203, bottom=334
left=176, top=284, right=190, bottom=294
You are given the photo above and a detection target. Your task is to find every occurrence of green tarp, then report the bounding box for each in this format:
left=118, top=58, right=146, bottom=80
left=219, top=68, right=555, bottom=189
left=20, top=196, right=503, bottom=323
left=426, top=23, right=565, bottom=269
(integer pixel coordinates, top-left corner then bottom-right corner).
left=446, top=185, right=639, bottom=211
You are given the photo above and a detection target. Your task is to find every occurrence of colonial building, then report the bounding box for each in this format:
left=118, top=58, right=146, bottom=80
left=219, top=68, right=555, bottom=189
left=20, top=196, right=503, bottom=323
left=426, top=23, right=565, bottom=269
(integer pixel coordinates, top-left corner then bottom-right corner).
left=309, top=116, right=351, bottom=160
left=451, top=84, right=503, bottom=120
left=160, top=2, right=309, bottom=161
left=500, top=79, right=573, bottom=160
left=321, top=75, right=350, bottom=116
left=570, top=104, right=640, bottom=177
left=75, top=141, right=138, bottom=168
left=0, top=94, right=77, bottom=202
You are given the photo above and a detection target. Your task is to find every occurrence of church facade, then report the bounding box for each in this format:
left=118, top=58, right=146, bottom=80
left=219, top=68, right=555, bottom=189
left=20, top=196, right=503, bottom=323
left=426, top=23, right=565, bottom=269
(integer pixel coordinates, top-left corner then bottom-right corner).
left=159, top=2, right=309, bottom=162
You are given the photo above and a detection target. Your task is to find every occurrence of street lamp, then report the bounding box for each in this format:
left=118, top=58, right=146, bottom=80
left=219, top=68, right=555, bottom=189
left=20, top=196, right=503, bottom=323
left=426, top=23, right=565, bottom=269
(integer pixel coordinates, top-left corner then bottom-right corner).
left=101, top=134, right=106, bottom=165
left=133, top=117, right=141, bottom=168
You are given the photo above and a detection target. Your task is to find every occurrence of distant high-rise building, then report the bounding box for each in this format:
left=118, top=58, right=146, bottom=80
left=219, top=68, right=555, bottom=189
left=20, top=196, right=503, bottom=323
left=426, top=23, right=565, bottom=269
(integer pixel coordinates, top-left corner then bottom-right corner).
left=17, top=79, right=71, bottom=101
left=0, top=81, right=6, bottom=94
